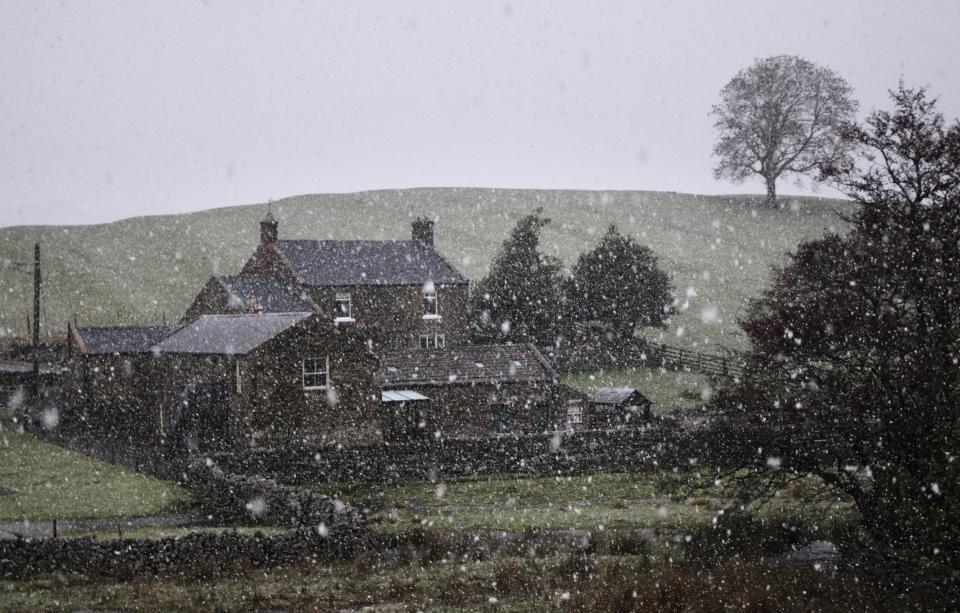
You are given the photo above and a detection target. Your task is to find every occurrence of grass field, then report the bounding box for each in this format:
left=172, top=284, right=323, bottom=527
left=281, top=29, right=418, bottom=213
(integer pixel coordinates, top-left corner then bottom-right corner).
left=312, top=471, right=852, bottom=535
left=0, top=425, right=186, bottom=522
left=0, top=188, right=853, bottom=352
left=0, top=469, right=864, bottom=610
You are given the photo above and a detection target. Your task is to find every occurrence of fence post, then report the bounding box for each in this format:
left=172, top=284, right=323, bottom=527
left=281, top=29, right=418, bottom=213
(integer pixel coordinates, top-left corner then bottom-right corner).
left=52, top=518, right=57, bottom=538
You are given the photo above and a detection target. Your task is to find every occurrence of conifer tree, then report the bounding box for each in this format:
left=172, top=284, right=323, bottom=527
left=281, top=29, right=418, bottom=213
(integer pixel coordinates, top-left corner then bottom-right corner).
left=565, top=225, right=672, bottom=339
left=471, top=208, right=564, bottom=344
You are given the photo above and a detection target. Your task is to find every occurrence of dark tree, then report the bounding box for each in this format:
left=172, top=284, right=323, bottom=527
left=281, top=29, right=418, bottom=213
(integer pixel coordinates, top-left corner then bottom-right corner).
left=471, top=208, right=565, bottom=344
left=711, top=55, right=858, bottom=207
left=702, top=86, right=960, bottom=565
left=565, top=225, right=672, bottom=339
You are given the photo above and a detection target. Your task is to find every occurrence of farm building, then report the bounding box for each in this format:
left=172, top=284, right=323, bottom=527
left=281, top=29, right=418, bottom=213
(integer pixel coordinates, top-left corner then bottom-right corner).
left=183, top=213, right=471, bottom=350
left=62, top=211, right=581, bottom=453
left=66, top=312, right=381, bottom=452
left=379, top=344, right=580, bottom=438
left=65, top=325, right=578, bottom=450
left=587, top=387, right=652, bottom=428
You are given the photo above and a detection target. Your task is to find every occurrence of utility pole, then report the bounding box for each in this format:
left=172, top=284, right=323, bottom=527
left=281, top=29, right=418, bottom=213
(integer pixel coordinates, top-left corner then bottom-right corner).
left=32, top=243, right=41, bottom=403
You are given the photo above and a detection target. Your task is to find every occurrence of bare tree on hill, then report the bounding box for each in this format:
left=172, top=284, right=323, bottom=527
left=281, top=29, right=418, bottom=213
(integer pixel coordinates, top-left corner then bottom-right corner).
left=711, top=55, right=858, bottom=207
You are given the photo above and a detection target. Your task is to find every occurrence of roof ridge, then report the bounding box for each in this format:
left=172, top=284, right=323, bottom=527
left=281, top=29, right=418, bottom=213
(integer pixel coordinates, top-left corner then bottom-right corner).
left=191, top=311, right=312, bottom=319
left=77, top=324, right=173, bottom=331
left=217, top=273, right=290, bottom=279
left=277, top=238, right=413, bottom=244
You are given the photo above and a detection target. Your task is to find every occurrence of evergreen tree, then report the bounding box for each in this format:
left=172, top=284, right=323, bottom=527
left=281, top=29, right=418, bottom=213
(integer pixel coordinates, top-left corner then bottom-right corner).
left=471, top=209, right=564, bottom=344
left=565, top=225, right=672, bottom=339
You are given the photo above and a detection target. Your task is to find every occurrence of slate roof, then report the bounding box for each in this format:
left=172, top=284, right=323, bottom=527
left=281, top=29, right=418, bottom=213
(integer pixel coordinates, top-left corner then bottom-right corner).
left=215, top=275, right=314, bottom=313
left=153, top=312, right=312, bottom=355
left=588, top=387, right=649, bottom=405
left=76, top=326, right=178, bottom=355
left=272, top=240, right=467, bottom=286
left=380, top=344, right=557, bottom=386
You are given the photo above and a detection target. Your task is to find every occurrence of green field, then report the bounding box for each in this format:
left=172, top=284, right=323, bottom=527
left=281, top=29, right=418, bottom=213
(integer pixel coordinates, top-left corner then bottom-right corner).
left=0, top=459, right=864, bottom=611
left=313, top=471, right=852, bottom=535
left=0, top=425, right=186, bottom=522
left=0, top=188, right=852, bottom=352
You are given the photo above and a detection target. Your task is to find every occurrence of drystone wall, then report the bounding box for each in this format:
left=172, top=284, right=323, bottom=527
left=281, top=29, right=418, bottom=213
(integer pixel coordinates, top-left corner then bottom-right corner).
left=184, top=460, right=365, bottom=528
left=211, top=424, right=693, bottom=485
left=0, top=527, right=364, bottom=580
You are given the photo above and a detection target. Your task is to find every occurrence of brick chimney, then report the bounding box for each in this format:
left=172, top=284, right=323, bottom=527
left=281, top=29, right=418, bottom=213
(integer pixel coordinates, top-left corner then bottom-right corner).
left=412, top=217, right=434, bottom=248
left=260, top=210, right=278, bottom=245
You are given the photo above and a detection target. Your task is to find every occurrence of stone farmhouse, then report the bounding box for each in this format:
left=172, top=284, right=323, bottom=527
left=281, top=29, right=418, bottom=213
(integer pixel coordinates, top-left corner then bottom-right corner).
left=64, top=213, right=578, bottom=453
left=184, top=214, right=469, bottom=350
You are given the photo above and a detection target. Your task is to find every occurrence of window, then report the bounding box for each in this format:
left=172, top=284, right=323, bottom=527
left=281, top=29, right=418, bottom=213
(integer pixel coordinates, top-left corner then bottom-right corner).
left=334, top=293, right=352, bottom=320
left=423, top=285, right=439, bottom=318
left=302, top=356, right=329, bottom=390
left=566, top=403, right=583, bottom=425
left=419, top=333, right=445, bottom=349
left=530, top=404, right=550, bottom=432
left=491, top=403, right=510, bottom=433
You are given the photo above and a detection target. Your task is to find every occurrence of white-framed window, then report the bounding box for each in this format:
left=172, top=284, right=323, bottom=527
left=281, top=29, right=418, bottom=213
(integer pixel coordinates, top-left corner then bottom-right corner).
left=423, top=285, right=439, bottom=318
left=419, top=333, right=445, bottom=349
left=566, top=403, right=583, bottom=425
left=334, top=293, right=353, bottom=320
left=302, top=356, right=329, bottom=390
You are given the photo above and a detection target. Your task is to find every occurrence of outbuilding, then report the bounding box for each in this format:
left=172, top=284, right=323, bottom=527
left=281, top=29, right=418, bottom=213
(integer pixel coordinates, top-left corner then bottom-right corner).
left=0, top=360, right=62, bottom=410
left=587, top=387, right=652, bottom=429
left=379, top=344, right=580, bottom=438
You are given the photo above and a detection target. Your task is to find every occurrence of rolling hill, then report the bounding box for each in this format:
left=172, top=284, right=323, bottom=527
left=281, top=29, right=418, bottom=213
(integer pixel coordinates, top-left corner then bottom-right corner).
left=0, top=188, right=854, bottom=353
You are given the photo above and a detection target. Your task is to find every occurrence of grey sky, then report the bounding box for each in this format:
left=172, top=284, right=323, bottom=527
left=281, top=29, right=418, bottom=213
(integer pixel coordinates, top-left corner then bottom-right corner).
left=2, top=0, right=958, bottom=227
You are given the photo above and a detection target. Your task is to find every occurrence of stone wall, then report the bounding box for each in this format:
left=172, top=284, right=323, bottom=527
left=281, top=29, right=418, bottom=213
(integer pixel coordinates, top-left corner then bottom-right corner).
left=211, top=424, right=692, bottom=485
left=0, top=527, right=363, bottom=580
left=184, top=460, right=366, bottom=527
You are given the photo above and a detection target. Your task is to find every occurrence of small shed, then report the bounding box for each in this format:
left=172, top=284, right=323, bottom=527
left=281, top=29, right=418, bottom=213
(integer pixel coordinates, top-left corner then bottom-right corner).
left=381, top=389, right=431, bottom=440
left=587, top=387, right=652, bottom=428
left=0, top=360, right=62, bottom=409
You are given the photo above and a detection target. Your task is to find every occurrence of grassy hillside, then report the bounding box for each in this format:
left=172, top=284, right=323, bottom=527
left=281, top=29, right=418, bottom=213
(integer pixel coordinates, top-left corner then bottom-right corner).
left=0, top=188, right=853, bottom=352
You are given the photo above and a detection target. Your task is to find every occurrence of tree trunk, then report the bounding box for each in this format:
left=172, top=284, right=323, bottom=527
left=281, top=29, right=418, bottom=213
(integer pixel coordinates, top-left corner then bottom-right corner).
left=764, top=174, right=777, bottom=207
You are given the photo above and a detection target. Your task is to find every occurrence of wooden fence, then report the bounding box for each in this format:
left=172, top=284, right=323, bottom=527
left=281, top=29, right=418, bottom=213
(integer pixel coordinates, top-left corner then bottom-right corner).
left=645, top=341, right=745, bottom=379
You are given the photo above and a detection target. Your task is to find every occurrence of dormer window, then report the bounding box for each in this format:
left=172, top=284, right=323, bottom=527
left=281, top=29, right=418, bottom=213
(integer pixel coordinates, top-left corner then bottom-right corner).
left=423, top=283, right=439, bottom=319
left=334, top=293, right=353, bottom=322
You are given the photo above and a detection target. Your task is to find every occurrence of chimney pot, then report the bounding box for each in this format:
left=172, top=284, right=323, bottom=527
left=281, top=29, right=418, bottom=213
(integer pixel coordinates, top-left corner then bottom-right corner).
left=412, top=217, right=434, bottom=247
left=260, top=210, right=278, bottom=245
